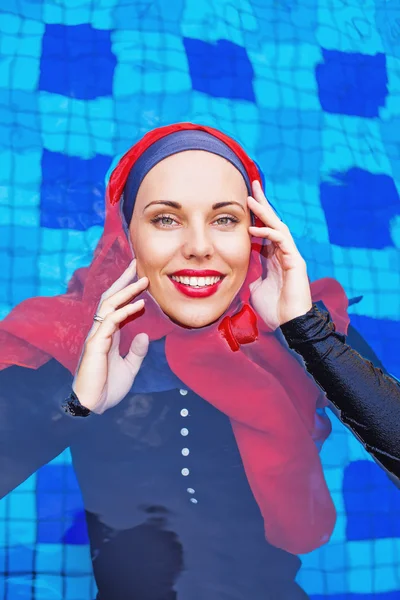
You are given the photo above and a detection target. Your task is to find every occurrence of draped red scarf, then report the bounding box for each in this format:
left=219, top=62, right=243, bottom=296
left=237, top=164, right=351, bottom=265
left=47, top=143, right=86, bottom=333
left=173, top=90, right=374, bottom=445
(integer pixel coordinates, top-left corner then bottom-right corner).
left=0, top=122, right=350, bottom=555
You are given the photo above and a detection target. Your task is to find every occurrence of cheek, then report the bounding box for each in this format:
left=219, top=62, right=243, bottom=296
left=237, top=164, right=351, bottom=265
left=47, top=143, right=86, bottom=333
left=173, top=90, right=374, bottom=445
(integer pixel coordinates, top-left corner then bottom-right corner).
left=133, top=232, right=176, bottom=277
left=218, top=234, right=251, bottom=272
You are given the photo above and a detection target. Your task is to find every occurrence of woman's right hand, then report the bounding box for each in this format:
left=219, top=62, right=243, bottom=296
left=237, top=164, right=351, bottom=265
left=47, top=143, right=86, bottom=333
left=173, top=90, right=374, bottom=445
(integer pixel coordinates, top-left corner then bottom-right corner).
left=72, top=259, right=149, bottom=414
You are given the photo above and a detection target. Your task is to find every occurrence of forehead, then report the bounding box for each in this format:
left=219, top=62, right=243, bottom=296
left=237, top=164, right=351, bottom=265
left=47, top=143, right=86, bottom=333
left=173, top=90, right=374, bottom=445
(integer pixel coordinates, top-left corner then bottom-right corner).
left=135, top=150, right=247, bottom=201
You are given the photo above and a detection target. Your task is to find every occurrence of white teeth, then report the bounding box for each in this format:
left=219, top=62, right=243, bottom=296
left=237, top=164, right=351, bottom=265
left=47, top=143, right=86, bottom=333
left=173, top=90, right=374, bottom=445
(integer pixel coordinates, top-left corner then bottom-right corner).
left=171, top=275, right=222, bottom=287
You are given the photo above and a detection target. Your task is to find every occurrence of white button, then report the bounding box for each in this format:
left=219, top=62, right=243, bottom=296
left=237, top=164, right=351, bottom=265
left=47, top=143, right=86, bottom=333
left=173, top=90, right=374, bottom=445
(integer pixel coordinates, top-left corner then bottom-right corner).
left=187, top=488, right=195, bottom=494
left=190, top=498, right=198, bottom=504
left=181, top=448, right=190, bottom=456
left=180, top=428, right=189, bottom=436
left=179, top=389, right=188, bottom=396
left=181, top=468, right=190, bottom=476
left=180, top=409, right=189, bottom=417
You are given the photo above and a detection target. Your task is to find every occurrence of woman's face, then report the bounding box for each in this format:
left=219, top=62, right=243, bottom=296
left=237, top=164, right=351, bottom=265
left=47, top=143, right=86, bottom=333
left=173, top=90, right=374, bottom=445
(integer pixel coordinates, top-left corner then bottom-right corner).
left=129, top=150, right=252, bottom=328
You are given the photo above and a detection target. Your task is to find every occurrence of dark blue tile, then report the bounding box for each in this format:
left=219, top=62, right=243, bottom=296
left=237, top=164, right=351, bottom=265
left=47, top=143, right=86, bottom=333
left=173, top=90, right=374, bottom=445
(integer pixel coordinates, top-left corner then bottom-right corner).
left=344, top=461, right=400, bottom=540
left=39, top=24, right=116, bottom=100
left=40, top=150, right=112, bottom=231
left=316, top=49, right=388, bottom=117
left=37, top=465, right=64, bottom=492
left=62, top=510, right=89, bottom=545
left=37, top=519, right=64, bottom=543
left=37, top=492, right=64, bottom=521
left=320, top=168, right=400, bottom=249
left=183, top=37, right=255, bottom=102
left=347, top=314, right=400, bottom=380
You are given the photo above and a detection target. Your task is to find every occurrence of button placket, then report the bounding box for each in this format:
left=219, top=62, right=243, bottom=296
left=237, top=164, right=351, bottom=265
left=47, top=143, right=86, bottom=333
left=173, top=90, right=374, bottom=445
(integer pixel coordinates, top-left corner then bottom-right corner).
left=178, top=389, right=198, bottom=504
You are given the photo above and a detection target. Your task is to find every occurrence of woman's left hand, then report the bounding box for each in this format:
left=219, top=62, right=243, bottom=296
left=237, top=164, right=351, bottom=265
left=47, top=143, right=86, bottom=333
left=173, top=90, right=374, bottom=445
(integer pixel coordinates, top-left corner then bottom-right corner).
left=248, top=180, right=313, bottom=330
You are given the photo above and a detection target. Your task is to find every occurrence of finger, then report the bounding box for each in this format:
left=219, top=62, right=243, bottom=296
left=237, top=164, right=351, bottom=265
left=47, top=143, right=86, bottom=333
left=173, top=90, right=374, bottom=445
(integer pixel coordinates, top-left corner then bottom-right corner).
left=250, top=182, right=283, bottom=230
left=87, top=299, right=145, bottom=350
left=102, top=258, right=138, bottom=301
left=89, top=276, right=148, bottom=338
left=248, top=226, right=297, bottom=257
left=100, top=276, right=149, bottom=314
left=123, top=333, right=149, bottom=377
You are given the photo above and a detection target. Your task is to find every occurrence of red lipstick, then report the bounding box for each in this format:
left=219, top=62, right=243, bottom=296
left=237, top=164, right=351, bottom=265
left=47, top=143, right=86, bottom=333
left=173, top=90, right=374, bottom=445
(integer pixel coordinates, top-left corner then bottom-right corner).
left=170, top=269, right=223, bottom=277
left=168, top=270, right=225, bottom=298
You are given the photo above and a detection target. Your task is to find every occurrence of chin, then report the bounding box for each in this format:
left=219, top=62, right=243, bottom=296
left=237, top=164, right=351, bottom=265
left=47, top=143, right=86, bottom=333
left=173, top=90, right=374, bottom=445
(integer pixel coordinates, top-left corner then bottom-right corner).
left=164, top=306, right=225, bottom=329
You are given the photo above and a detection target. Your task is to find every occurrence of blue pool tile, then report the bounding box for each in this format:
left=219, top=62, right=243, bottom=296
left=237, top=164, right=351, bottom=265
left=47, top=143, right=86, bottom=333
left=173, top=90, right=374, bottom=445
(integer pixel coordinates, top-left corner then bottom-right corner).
left=9, top=492, right=36, bottom=520
left=40, top=150, right=111, bottom=231
left=8, top=521, right=36, bottom=546
left=316, top=49, right=388, bottom=118
left=257, top=109, right=322, bottom=184
left=35, top=544, right=63, bottom=573
left=10, top=281, right=38, bottom=306
left=344, top=461, right=400, bottom=540
left=65, top=575, right=92, bottom=599
left=8, top=546, right=35, bottom=573
left=375, top=1, right=400, bottom=60
left=249, top=3, right=318, bottom=45
left=37, top=465, right=64, bottom=493
left=37, top=493, right=64, bottom=521
left=37, top=519, right=65, bottom=545
left=63, top=510, right=89, bottom=545
left=39, top=24, right=116, bottom=100
left=320, top=168, right=400, bottom=249
left=6, top=0, right=43, bottom=21
left=347, top=314, right=400, bottom=380
left=114, top=0, right=184, bottom=35
left=0, top=91, right=41, bottom=152
left=65, top=545, right=92, bottom=574
left=183, top=37, right=255, bottom=102
left=33, top=574, right=63, bottom=598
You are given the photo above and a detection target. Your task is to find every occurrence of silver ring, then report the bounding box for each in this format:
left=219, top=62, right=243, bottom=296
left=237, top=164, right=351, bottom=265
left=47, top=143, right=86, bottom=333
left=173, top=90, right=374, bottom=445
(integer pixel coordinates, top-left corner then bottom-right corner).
left=93, top=314, right=105, bottom=323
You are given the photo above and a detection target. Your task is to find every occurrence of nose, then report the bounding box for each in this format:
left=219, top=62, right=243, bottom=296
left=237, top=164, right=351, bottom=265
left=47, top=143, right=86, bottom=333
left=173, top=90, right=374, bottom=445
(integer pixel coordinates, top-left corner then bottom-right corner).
left=181, top=222, right=214, bottom=260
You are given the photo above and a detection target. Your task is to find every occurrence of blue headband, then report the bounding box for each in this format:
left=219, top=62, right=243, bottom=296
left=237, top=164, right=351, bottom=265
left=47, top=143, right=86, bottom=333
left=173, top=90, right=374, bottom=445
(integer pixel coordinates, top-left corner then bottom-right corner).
left=122, top=130, right=252, bottom=226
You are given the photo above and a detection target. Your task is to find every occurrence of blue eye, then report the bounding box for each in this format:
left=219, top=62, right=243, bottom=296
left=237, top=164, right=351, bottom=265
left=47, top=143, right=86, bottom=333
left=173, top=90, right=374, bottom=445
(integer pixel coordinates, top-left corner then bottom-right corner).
left=215, top=216, right=239, bottom=226
left=150, top=215, right=178, bottom=227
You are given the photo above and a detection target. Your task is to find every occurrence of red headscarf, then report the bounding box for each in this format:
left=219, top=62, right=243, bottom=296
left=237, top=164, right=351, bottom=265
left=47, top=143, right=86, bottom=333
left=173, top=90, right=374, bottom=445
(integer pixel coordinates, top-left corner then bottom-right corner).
left=0, top=122, right=350, bottom=555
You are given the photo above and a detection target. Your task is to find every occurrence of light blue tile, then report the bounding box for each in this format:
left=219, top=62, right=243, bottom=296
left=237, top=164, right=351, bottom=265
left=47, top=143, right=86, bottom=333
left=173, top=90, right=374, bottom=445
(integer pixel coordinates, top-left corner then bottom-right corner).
left=347, top=540, right=374, bottom=568
left=65, top=545, right=92, bottom=574
left=39, top=93, right=115, bottom=159
left=4, top=576, right=35, bottom=599
left=349, top=566, right=374, bottom=593
left=8, top=521, right=36, bottom=546
left=65, top=575, right=92, bottom=599
left=326, top=570, right=347, bottom=594
left=9, top=492, right=36, bottom=520
left=35, top=544, right=63, bottom=574
left=295, top=568, right=325, bottom=595
left=13, top=207, right=40, bottom=227
left=33, top=574, right=63, bottom=599
left=0, top=12, right=21, bottom=35
left=13, top=151, right=42, bottom=185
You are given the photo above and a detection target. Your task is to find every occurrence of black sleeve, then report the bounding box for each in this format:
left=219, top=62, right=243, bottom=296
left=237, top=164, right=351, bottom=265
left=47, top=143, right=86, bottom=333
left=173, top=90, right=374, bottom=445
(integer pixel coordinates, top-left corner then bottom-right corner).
left=0, top=358, right=88, bottom=497
left=279, top=303, right=400, bottom=477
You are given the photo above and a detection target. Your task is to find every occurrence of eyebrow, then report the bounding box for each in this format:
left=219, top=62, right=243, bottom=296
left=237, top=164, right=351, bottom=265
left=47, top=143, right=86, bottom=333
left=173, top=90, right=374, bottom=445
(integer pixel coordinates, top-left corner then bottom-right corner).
left=143, top=200, right=246, bottom=213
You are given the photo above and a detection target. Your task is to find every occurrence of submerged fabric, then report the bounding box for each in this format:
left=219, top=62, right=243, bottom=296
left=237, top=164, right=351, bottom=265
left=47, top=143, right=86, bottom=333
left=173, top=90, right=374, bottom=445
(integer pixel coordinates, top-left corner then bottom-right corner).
left=0, top=121, right=351, bottom=554
left=0, top=357, right=309, bottom=600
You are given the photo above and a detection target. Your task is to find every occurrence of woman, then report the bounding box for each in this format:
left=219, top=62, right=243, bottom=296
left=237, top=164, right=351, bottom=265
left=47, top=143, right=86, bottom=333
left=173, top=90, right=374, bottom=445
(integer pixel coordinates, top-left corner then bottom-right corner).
left=0, top=122, right=399, bottom=600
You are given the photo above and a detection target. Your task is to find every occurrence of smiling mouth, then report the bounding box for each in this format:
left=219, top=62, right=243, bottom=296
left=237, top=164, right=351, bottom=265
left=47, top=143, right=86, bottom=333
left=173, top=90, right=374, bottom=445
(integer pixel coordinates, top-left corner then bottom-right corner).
left=169, top=275, right=223, bottom=288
